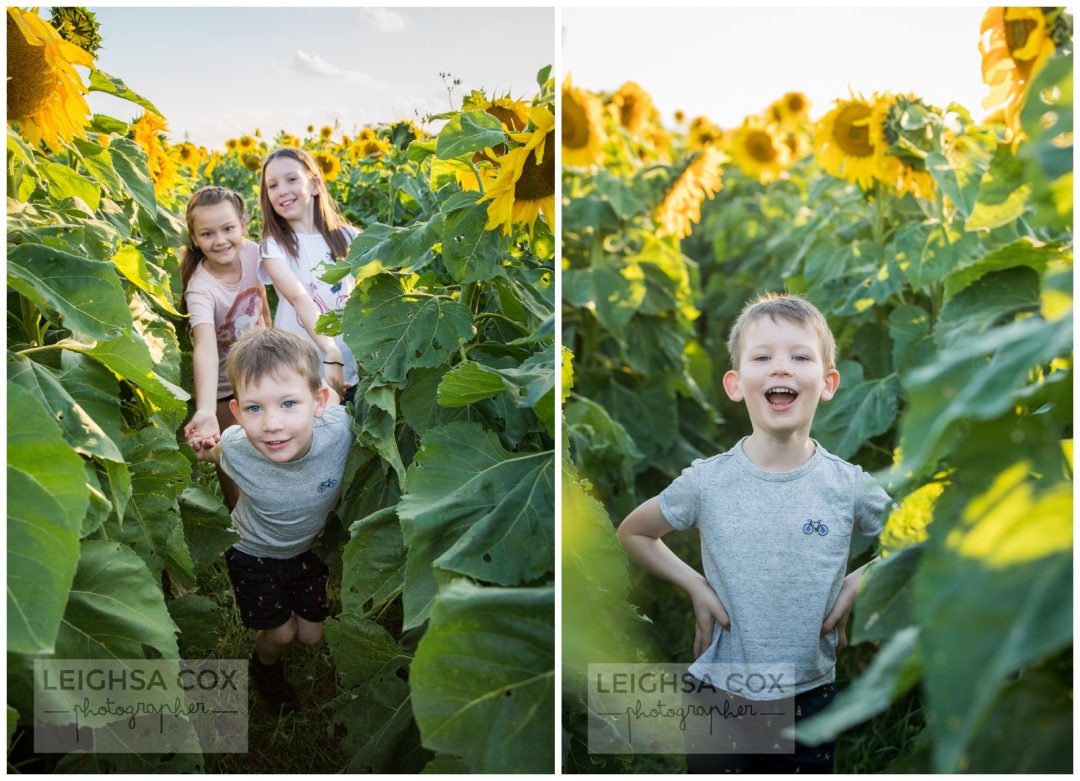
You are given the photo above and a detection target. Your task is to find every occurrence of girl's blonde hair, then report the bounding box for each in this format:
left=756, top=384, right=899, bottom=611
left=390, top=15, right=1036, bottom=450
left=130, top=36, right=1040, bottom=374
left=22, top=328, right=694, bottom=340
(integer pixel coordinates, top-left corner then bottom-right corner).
left=180, top=186, right=247, bottom=311
left=259, top=147, right=353, bottom=263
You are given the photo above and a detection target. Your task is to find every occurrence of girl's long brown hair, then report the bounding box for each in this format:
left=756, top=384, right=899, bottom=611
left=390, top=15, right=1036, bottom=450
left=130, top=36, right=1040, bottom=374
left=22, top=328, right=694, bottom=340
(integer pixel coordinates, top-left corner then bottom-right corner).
left=180, top=186, right=247, bottom=312
left=259, top=147, right=354, bottom=263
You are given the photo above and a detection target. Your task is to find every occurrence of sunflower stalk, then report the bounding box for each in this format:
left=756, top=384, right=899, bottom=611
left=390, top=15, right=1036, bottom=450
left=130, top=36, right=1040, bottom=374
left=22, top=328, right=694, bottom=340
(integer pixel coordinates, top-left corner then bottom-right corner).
left=466, top=158, right=486, bottom=196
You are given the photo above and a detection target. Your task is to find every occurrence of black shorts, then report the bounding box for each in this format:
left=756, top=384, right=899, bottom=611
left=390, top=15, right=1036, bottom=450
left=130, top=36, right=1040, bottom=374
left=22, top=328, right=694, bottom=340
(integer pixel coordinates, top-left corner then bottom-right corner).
left=683, top=680, right=836, bottom=774
left=224, top=547, right=329, bottom=629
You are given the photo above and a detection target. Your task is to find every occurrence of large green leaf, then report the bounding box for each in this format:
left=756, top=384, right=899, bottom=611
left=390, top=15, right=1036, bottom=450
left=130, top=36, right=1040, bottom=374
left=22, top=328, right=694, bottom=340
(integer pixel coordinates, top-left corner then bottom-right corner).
left=6, top=383, right=87, bottom=654
left=436, top=361, right=507, bottom=406
left=812, top=375, right=901, bottom=460
left=565, top=397, right=644, bottom=498
left=356, top=383, right=407, bottom=490
left=1019, top=51, right=1072, bottom=231
left=441, top=191, right=506, bottom=283
left=111, top=245, right=181, bottom=316
left=563, top=261, right=646, bottom=335
left=888, top=303, right=935, bottom=374
left=943, top=239, right=1067, bottom=300
left=56, top=539, right=180, bottom=659
left=178, top=486, right=239, bottom=574
left=88, top=69, right=161, bottom=115
left=562, top=469, right=652, bottom=695
left=410, top=581, right=554, bottom=773
left=167, top=594, right=223, bottom=654
left=104, top=428, right=194, bottom=588
left=344, top=217, right=444, bottom=282
left=7, top=243, right=131, bottom=341
left=397, top=422, right=554, bottom=628
left=892, top=220, right=980, bottom=291
left=39, top=162, right=101, bottom=212
left=964, top=144, right=1030, bottom=231
left=325, top=611, right=410, bottom=688
left=336, top=675, right=428, bottom=774
left=342, top=274, right=474, bottom=383
left=435, top=110, right=507, bottom=160
left=65, top=330, right=189, bottom=415
left=937, top=266, right=1041, bottom=349
left=795, top=626, right=921, bottom=746
left=72, top=137, right=125, bottom=196
left=106, top=137, right=158, bottom=215
left=342, top=508, right=406, bottom=616
left=915, top=465, right=1072, bottom=772
left=894, top=315, right=1073, bottom=481
left=851, top=544, right=923, bottom=644
left=7, top=354, right=122, bottom=463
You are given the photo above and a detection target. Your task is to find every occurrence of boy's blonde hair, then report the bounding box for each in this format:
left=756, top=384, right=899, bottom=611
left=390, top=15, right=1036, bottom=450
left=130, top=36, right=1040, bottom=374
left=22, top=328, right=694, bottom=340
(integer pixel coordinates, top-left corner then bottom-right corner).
left=726, top=292, right=837, bottom=370
left=226, top=328, right=321, bottom=396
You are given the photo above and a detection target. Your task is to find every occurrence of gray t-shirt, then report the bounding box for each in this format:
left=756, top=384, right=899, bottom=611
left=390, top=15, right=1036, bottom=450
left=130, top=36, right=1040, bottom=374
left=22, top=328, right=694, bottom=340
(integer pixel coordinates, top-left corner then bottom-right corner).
left=659, top=438, right=890, bottom=698
left=220, top=404, right=351, bottom=559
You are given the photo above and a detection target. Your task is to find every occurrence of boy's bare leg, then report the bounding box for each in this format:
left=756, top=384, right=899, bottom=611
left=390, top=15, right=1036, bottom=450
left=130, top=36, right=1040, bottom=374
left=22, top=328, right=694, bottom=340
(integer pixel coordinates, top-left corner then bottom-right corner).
left=215, top=398, right=240, bottom=511
left=255, top=615, right=297, bottom=665
left=295, top=615, right=324, bottom=646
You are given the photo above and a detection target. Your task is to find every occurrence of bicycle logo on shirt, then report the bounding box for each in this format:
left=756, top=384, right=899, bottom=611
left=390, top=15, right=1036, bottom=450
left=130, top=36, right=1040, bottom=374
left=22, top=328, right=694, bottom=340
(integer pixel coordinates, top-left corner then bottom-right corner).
left=317, top=478, right=338, bottom=493
left=802, top=519, right=829, bottom=536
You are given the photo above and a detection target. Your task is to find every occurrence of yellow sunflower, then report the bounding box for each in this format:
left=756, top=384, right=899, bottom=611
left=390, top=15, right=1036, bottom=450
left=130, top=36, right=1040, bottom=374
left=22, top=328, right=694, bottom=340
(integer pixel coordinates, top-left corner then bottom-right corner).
left=674, top=109, right=686, bottom=124
left=980, top=7, right=1058, bottom=140
left=480, top=106, right=555, bottom=237
left=655, top=145, right=726, bottom=240
left=225, top=138, right=238, bottom=152
left=389, top=119, right=423, bottom=149
left=319, top=125, right=334, bottom=140
left=279, top=133, right=301, bottom=148
left=237, top=134, right=256, bottom=151
left=7, top=7, right=94, bottom=150
left=726, top=116, right=791, bottom=184
left=306, top=124, right=315, bottom=134
left=768, top=91, right=811, bottom=126
left=873, top=93, right=936, bottom=199
left=688, top=115, right=723, bottom=150
left=611, top=81, right=658, bottom=137
left=312, top=151, right=341, bottom=181
left=131, top=112, right=177, bottom=194
left=358, top=127, right=378, bottom=142
left=204, top=151, right=222, bottom=177
left=814, top=92, right=889, bottom=189
left=352, top=136, right=390, bottom=161
left=242, top=153, right=261, bottom=172
left=562, top=76, right=606, bottom=168
left=463, top=89, right=530, bottom=132
left=176, top=142, right=204, bottom=168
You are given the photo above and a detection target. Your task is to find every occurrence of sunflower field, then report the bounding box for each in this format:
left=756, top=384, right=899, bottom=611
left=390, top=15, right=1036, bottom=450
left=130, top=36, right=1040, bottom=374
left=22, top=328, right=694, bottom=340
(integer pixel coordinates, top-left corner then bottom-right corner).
left=563, top=7, right=1072, bottom=774
left=8, top=7, right=554, bottom=773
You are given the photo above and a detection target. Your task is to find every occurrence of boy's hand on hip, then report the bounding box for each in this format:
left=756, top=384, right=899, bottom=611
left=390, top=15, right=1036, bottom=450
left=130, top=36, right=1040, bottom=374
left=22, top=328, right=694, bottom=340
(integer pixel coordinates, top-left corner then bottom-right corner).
left=821, top=576, right=859, bottom=651
left=688, top=581, right=730, bottom=658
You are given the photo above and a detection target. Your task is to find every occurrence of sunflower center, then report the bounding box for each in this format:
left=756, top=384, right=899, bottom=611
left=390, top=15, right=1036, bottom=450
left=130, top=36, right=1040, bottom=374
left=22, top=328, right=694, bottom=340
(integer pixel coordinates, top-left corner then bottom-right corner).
left=787, top=94, right=806, bottom=114
left=7, top=15, right=58, bottom=120
left=1004, top=17, right=1038, bottom=58
left=487, top=105, right=526, bottom=132
left=514, top=132, right=556, bottom=201
left=832, top=104, right=874, bottom=157
left=746, top=131, right=778, bottom=163
left=562, top=97, right=591, bottom=149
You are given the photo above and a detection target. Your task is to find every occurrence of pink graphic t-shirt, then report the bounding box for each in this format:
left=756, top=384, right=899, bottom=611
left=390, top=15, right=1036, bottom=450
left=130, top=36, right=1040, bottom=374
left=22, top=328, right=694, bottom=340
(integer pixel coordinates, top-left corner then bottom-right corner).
left=184, top=239, right=270, bottom=399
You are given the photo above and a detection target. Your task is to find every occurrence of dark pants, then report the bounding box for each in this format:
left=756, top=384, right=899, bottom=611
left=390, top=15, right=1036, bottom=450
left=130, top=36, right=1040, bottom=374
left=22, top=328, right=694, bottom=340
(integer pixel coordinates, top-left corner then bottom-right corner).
left=683, top=681, right=836, bottom=774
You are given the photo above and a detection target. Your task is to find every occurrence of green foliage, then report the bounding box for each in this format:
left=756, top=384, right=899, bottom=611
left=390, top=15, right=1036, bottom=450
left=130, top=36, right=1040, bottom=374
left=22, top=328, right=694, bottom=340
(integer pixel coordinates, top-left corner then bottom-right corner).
left=563, top=39, right=1073, bottom=772
left=7, top=53, right=555, bottom=772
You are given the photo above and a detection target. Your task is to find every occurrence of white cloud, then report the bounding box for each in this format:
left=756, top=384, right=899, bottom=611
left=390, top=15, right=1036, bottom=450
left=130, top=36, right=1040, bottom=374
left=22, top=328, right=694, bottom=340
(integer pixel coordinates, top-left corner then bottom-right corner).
left=290, top=51, right=379, bottom=85
left=358, top=7, right=406, bottom=33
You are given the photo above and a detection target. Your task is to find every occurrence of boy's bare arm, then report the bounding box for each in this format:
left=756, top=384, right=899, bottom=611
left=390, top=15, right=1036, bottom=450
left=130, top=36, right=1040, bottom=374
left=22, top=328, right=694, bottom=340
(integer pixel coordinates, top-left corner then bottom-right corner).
left=618, top=496, right=731, bottom=657
left=821, top=555, right=880, bottom=650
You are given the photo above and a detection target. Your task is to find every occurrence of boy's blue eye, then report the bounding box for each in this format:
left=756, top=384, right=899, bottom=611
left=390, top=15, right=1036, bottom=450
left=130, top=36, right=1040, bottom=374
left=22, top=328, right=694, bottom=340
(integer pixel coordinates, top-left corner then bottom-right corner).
left=282, top=400, right=296, bottom=409
left=245, top=404, right=261, bottom=413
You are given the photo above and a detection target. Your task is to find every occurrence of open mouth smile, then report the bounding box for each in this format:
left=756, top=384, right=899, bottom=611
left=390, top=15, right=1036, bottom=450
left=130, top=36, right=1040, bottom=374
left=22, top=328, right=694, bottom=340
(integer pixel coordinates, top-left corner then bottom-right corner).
left=764, top=386, right=799, bottom=410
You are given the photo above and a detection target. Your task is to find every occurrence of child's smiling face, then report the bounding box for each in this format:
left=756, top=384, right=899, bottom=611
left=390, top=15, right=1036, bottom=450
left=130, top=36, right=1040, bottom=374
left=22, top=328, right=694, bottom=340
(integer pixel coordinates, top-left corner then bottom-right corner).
left=228, top=368, right=329, bottom=463
left=263, top=156, right=321, bottom=227
left=722, top=316, right=839, bottom=440
left=191, top=200, right=244, bottom=271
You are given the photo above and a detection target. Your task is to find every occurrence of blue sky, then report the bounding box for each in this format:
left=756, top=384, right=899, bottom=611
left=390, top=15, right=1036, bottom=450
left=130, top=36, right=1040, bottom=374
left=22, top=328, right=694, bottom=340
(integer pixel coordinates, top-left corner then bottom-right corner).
left=563, top=7, right=992, bottom=127
left=82, top=7, right=554, bottom=148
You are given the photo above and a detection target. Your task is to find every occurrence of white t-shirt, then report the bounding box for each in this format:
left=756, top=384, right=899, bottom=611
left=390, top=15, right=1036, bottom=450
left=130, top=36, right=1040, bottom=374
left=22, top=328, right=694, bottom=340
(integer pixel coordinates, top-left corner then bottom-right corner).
left=259, top=229, right=359, bottom=386
left=184, top=239, right=269, bottom=399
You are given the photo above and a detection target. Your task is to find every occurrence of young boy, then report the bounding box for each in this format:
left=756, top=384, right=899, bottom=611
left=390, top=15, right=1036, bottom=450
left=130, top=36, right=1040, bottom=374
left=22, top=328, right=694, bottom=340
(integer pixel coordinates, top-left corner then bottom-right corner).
left=192, top=328, right=351, bottom=713
left=617, top=293, right=890, bottom=773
